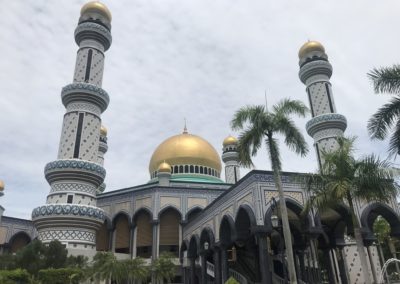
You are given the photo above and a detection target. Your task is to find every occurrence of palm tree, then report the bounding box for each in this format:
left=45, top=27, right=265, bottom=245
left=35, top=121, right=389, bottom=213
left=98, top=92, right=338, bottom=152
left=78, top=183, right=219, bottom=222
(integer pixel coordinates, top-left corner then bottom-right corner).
left=231, top=98, right=309, bottom=284
left=303, top=136, right=397, bottom=284
left=367, top=65, right=400, bottom=157
left=151, top=252, right=176, bottom=283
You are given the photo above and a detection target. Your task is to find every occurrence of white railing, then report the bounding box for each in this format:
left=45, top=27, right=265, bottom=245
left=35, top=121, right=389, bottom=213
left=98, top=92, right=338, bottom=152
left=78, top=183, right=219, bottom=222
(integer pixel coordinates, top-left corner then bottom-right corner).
left=229, top=268, right=248, bottom=284
left=206, top=261, right=215, bottom=277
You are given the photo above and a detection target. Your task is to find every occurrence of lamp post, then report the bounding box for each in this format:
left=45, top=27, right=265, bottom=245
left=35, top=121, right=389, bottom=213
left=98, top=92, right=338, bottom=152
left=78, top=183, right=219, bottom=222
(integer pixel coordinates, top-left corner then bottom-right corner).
left=271, top=197, right=288, bottom=282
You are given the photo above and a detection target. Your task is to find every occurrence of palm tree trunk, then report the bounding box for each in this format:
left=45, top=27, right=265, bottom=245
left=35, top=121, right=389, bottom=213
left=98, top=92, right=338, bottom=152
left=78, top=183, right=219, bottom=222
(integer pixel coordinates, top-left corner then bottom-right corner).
left=269, top=139, right=298, bottom=284
left=347, top=194, right=372, bottom=284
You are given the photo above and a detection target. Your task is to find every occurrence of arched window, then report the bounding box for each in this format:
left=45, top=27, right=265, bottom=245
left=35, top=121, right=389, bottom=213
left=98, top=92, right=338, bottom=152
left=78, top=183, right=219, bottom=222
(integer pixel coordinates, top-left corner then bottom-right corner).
left=159, top=208, right=181, bottom=257
left=211, top=169, right=215, bottom=176
left=200, top=166, right=203, bottom=174
left=96, top=220, right=110, bottom=251
left=174, top=166, right=178, bottom=173
left=190, top=165, right=194, bottom=173
left=185, top=165, right=189, bottom=173
left=135, top=210, right=153, bottom=258
left=113, top=214, right=130, bottom=254
left=195, top=166, right=199, bottom=173
left=179, top=165, right=183, bottom=173
left=208, top=168, right=211, bottom=175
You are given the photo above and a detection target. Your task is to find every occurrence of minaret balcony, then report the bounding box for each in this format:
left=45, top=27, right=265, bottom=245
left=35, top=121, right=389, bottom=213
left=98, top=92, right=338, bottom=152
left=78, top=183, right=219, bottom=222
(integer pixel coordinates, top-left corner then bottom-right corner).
left=299, top=60, right=333, bottom=84
left=74, top=22, right=112, bottom=51
left=61, top=83, right=109, bottom=113
left=306, top=113, right=347, bottom=138
left=32, top=204, right=105, bottom=233
left=44, top=159, right=106, bottom=188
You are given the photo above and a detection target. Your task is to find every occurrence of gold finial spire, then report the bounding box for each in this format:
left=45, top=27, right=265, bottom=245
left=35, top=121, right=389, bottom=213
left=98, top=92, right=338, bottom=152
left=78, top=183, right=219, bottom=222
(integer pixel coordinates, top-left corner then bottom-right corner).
left=183, top=118, right=188, bottom=134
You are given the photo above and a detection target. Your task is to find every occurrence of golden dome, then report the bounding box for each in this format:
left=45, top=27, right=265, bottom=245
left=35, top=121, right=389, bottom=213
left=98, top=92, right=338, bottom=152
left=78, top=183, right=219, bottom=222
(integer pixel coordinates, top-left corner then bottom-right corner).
left=298, top=40, right=325, bottom=58
left=81, top=1, right=112, bottom=22
left=223, top=135, right=238, bottom=147
left=149, top=132, right=222, bottom=174
left=100, top=125, right=107, bottom=136
left=158, top=162, right=172, bottom=173
left=0, top=180, right=4, bottom=191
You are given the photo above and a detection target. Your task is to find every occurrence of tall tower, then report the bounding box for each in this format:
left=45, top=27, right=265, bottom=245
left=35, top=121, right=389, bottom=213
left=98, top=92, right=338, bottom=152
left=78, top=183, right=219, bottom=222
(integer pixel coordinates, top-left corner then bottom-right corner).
left=298, top=41, right=347, bottom=168
left=222, top=135, right=240, bottom=184
left=32, top=2, right=112, bottom=254
left=97, top=125, right=108, bottom=194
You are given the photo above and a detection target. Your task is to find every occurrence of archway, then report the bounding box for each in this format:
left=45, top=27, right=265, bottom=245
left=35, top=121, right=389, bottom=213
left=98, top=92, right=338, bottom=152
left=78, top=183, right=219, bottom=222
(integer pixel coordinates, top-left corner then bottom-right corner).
left=9, top=232, right=31, bottom=253
left=134, top=209, right=153, bottom=258
left=96, top=217, right=111, bottom=251
left=361, top=202, right=400, bottom=282
left=112, top=212, right=131, bottom=254
left=186, top=207, right=203, bottom=223
left=159, top=207, right=182, bottom=257
left=188, top=235, right=200, bottom=284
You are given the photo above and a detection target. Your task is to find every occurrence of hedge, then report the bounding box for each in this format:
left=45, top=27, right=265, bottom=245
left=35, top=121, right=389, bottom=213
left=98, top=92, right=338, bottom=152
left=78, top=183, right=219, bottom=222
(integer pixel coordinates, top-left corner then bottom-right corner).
left=37, top=268, right=84, bottom=284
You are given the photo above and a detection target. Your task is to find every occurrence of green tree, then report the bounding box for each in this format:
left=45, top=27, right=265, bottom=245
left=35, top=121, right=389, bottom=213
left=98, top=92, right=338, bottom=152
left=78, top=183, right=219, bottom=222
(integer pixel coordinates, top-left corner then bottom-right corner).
left=44, top=240, right=68, bottom=269
left=15, top=239, right=46, bottom=276
left=225, top=276, right=240, bottom=284
left=89, top=252, right=149, bottom=284
left=66, top=255, right=89, bottom=269
left=303, top=136, right=397, bottom=284
left=367, top=65, right=400, bottom=157
left=152, top=252, right=175, bottom=283
left=231, top=98, right=309, bottom=284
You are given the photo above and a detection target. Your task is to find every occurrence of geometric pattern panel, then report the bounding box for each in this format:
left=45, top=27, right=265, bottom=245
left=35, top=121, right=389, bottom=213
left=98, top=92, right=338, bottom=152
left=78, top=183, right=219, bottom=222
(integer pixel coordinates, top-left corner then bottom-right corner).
left=66, top=102, right=101, bottom=116
left=51, top=182, right=97, bottom=196
left=38, top=229, right=95, bottom=243
left=264, top=190, right=304, bottom=205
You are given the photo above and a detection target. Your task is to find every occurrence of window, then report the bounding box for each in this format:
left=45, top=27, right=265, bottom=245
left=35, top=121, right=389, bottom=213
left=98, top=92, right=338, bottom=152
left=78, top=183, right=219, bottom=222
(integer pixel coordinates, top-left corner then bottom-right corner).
left=67, top=195, right=73, bottom=204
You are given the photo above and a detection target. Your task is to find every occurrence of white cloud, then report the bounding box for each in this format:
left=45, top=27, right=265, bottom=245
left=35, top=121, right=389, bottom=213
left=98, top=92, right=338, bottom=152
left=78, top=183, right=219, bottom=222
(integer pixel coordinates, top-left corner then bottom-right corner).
left=1, top=0, right=399, bottom=218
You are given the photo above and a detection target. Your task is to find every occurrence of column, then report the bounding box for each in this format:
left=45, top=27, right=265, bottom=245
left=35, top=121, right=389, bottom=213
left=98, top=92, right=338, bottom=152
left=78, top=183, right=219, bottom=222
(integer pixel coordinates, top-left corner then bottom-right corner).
left=256, top=233, right=272, bottom=284
left=323, top=249, right=337, bottom=284
left=107, top=229, right=113, bottom=251
left=129, top=225, right=135, bottom=257
left=213, top=246, right=222, bottom=284
left=367, top=246, right=378, bottom=284
left=220, top=246, right=229, bottom=282
left=152, top=221, right=159, bottom=259
left=297, top=250, right=307, bottom=282
left=190, top=257, right=196, bottom=284
left=200, top=252, right=207, bottom=284
left=336, top=246, right=349, bottom=284
left=111, top=229, right=116, bottom=252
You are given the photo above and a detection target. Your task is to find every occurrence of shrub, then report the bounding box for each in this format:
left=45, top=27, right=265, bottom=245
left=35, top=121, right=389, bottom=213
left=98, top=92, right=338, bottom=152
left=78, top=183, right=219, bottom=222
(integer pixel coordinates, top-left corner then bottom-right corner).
left=37, top=268, right=84, bottom=284
left=0, top=268, right=30, bottom=284
left=225, top=276, right=240, bottom=284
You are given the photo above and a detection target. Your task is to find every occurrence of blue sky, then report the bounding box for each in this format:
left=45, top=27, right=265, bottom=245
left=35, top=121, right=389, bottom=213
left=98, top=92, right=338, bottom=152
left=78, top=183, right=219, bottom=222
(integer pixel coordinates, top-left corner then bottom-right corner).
left=1, top=0, right=399, bottom=218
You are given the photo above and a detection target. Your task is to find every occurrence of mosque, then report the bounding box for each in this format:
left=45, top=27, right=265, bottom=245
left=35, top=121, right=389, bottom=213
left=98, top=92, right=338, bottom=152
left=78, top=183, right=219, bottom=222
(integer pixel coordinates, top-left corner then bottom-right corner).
left=1, top=2, right=400, bottom=284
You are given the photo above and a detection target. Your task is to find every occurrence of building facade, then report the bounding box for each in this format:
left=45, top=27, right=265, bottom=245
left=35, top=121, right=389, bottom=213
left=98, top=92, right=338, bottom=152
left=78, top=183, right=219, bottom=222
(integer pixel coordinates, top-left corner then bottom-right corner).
left=1, top=2, right=400, bottom=284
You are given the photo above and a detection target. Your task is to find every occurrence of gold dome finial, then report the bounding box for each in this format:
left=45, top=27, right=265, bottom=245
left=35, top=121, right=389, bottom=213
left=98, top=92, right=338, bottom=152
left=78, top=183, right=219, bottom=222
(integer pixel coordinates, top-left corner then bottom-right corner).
left=298, top=40, right=325, bottom=58
left=158, top=161, right=172, bottom=173
left=100, top=125, right=107, bottom=136
left=81, top=1, right=112, bottom=22
left=223, top=135, right=238, bottom=147
left=183, top=118, right=188, bottom=134
left=0, top=180, right=4, bottom=191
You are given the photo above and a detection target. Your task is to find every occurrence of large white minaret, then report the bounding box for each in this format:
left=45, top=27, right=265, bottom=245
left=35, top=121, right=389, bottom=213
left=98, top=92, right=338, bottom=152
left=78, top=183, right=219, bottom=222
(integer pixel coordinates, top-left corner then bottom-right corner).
left=32, top=2, right=112, bottom=254
left=222, top=135, right=240, bottom=184
left=298, top=41, right=347, bottom=168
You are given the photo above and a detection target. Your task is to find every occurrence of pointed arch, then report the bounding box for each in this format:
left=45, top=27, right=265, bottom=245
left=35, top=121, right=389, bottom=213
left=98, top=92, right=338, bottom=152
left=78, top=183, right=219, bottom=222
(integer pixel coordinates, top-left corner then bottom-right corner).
left=159, top=206, right=182, bottom=256
left=188, top=234, right=200, bottom=259
left=8, top=231, right=31, bottom=253
left=219, top=214, right=236, bottom=247
left=361, top=202, right=400, bottom=239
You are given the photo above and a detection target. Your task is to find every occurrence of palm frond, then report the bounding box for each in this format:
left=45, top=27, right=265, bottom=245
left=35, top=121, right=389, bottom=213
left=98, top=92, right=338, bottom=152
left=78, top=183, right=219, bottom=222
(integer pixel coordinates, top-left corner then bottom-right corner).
left=388, top=119, right=400, bottom=157
left=274, top=115, right=308, bottom=156
left=231, top=105, right=266, bottom=130
left=237, top=127, right=264, bottom=168
left=354, top=154, right=397, bottom=202
left=265, top=136, right=281, bottom=171
left=368, top=65, right=400, bottom=94
left=273, top=98, right=309, bottom=117
left=367, top=96, right=400, bottom=140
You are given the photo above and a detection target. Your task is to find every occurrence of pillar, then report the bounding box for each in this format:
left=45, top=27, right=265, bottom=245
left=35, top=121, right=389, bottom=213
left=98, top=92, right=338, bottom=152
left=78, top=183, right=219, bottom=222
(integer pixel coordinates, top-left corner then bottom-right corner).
left=200, top=252, right=207, bottom=284
left=220, top=246, right=229, bottom=282
left=190, top=257, right=196, bottom=284
left=255, top=233, right=272, bottom=284
left=152, top=221, right=159, bottom=259
left=336, top=246, right=349, bottom=284
left=213, top=246, right=222, bottom=284
left=323, top=249, right=337, bottom=284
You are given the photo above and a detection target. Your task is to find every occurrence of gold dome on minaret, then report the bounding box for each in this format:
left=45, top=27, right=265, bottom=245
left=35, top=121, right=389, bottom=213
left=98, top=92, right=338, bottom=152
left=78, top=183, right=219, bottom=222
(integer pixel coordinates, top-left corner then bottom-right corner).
left=100, top=125, right=107, bottom=136
left=158, top=162, right=172, bottom=173
left=0, top=180, right=4, bottom=191
left=223, top=135, right=238, bottom=147
left=298, top=40, right=325, bottom=58
left=149, top=130, right=222, bottom=174
left=81, top=1, right=112, bottom=22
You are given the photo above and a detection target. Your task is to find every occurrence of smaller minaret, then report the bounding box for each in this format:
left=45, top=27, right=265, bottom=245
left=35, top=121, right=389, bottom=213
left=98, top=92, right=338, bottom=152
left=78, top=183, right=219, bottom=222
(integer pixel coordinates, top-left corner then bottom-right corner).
left=298, top=41, right=347, bottom=168
left=157, top=162, right=172, bottom=186
left=97, top=125, right=108, bottom=194
left=222, top=135, right=240, bottom=184
left=0, top=180, right=4, bottom=223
